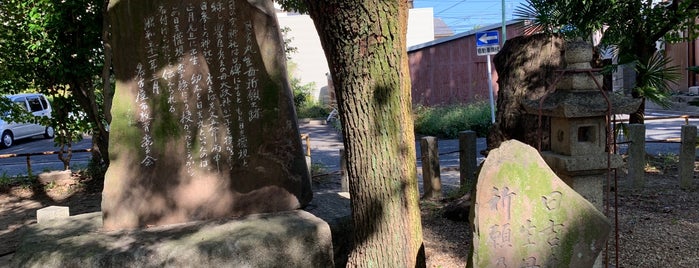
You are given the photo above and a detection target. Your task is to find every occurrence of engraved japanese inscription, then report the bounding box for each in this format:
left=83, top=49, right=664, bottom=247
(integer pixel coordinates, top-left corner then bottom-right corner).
left=103, top=0, right=311, bottom=230
left=469, top=140, right=611, bottom=268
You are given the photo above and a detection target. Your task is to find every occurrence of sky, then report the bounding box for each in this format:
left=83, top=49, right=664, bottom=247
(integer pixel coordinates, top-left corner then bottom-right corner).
left=413, top=0, right=528, bottom=34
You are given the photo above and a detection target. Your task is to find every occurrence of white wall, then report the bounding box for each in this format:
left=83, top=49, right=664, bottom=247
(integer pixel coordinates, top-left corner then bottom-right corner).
left=276, top=8, right=434, bottom=104
left=407, top=8, right=435, bottom=47
left=277, top=13, right=329, bottom=103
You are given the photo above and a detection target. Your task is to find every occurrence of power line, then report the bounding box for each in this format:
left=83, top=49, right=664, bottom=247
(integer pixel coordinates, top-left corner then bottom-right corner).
left=434, top=0, right=466, bottom=16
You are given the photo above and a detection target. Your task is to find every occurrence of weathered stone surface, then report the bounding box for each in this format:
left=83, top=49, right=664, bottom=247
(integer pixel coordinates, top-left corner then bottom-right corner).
left=37, top=170, right=75, bottom=186
left=469, top=140, right=611, bottom=268
left=564, top=40, right=594, bottom=65
left=549, top=116, right=605, bottom=156
left=305, top=192, right=352, bottom=268
left=557, top=72, right=603, bottom=91
left=557, top=174, right=605, bottom=211
left=524, top=90, right=642, bottom=118
left=12, top=210, right=333, bottom=268
left=541, top=151, right=623, bottom=174
left=103, top=0, right=311, bottom=230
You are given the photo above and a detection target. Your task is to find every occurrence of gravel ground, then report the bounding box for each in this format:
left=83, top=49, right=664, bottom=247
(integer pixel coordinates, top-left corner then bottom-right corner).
left=1, top=158, right=697, bottom=267
left=607, top=156, right=699, bottom=267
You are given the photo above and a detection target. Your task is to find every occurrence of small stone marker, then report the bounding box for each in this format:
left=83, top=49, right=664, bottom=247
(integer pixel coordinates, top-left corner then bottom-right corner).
left=679, top=125, right=697, bottom=189
left=103, top=0, right=311, bottom=230
left=421, top=136, right=442, bottom=200
left=36, top=206, right=69, bottom=225
left=459, top=130, right=477, bottom=187
left=469, top=140, right=611, bottom=268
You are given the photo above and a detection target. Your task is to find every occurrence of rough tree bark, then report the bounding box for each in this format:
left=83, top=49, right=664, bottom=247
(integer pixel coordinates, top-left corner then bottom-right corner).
left=487, top=34, right=564, bottom=153
left=304, top=1, right=426, bottom=267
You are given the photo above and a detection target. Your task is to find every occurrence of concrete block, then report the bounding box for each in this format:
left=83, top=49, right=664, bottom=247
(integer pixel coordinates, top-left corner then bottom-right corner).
left=36, top=206, right=69, bottom=225
left=12, top=210, right=334, bottom=268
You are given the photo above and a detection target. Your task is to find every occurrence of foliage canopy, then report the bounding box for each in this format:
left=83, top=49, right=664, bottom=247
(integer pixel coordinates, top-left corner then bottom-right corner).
left=0, top=0, right=108, bottom=166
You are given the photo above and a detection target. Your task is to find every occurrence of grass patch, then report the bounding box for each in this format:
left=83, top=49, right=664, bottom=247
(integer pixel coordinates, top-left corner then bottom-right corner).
left=645, top=153, right=678, bottom=174
left=0, top=174, right=35, bottom=189
left=414, top=102, right=492, bottom=139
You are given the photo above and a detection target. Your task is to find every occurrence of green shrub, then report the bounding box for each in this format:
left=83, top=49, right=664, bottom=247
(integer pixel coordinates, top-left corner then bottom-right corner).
left=297, top=103, right=330, bottom=119
left=289, top=74, right=331, bottom=119
left=290, top=76, right=315, bottom=108
left=413, top=102, right=492, bottom=139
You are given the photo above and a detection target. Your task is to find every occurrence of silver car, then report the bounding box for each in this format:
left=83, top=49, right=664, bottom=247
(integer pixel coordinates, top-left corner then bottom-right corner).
left=0, top=93, right=54, bottom=148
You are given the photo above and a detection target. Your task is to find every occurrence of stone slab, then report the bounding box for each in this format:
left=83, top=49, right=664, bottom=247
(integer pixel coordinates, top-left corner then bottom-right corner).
left=36, top=206, right=70, bottom=225
left=469, top=140, right=611, bottom=268
left=11, top=210, right=333, bottom=268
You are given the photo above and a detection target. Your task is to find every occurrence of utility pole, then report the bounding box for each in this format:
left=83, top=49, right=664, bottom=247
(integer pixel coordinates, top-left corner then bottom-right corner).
left=502, top=0, right=506, bottom=42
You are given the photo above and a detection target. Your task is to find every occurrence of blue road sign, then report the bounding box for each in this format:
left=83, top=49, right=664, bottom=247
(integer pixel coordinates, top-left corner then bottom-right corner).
left=476, top=31, right=499, bottom=47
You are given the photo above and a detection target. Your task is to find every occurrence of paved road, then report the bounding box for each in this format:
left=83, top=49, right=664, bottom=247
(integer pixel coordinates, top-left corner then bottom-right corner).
left=0, top=135, right=92, bottom=177
left=302, top=110, right=699, bottom=170
left=0, top=110, right=695, bottom=179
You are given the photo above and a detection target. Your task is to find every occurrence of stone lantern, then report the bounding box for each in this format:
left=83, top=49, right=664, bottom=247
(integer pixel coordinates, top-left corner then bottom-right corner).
left=524, top=40, right=641, bottom=211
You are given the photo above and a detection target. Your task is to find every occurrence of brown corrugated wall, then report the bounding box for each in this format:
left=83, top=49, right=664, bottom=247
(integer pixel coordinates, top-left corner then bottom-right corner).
left=408, top=23, right=523, bottom=106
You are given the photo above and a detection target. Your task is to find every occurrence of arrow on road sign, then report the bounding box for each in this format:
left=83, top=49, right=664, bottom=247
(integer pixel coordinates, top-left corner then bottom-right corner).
left=478, top=34, right=497, bottom=44
left=476, top=31, right=499, bottom=47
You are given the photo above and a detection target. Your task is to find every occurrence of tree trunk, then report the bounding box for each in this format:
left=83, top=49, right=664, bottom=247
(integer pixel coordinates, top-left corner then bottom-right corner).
left=102, top=0, right=113, bottom=126
left=70, top=80, right=110, bottom=166
left=305, top=1, right=425, bottom=267
left=629, top=96, right=646, bottom=124
left=99, top=0, right=113, bottom=167
left=487, top=34, right=564, bottom=152
left=627, top=38, right=657, bottom=125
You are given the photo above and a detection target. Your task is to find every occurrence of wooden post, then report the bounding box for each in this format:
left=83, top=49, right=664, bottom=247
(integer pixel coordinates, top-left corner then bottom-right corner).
left=679, top=125, right=696, bottom=190
left=421, top=136, right=442, bottom=200
left=301, top=134, right=311, bottom=177
left=628, top=124, right=645, bottom=188
left=340, top=148, right=349, bottom=192
left=26, top=155, right=32, bottom=179
left=459, top=131, right=477, bottom=188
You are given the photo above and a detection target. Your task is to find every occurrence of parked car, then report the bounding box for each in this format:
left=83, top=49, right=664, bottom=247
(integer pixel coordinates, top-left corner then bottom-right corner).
left=0, top=93, right=54, bottom=148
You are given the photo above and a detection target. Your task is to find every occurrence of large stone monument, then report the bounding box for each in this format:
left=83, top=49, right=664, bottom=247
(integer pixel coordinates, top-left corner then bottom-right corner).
left=103, top=0, right=312, bottom=230
left=10, top=1, right=331, bottom=266
left=469, top=140, right=611, bottom=268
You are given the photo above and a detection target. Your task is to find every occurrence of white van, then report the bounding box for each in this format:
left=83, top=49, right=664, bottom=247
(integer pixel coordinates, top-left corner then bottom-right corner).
left=0, top=93, right=54, bottom=148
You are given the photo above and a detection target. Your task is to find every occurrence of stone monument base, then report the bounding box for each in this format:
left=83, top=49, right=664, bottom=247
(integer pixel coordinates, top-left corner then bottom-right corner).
left=304, top=191, right=353, bottom=267
left=11, top=210, right=333, bottom=268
